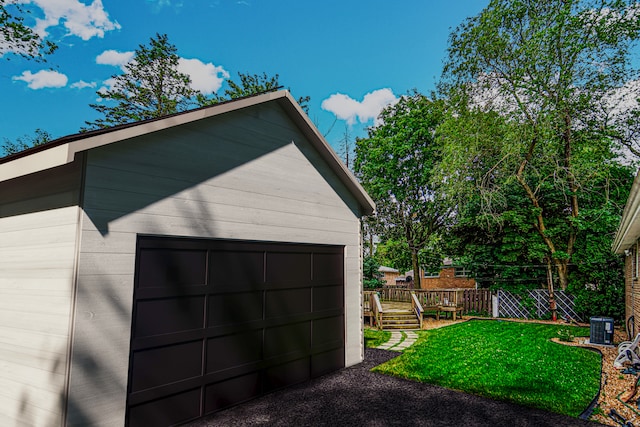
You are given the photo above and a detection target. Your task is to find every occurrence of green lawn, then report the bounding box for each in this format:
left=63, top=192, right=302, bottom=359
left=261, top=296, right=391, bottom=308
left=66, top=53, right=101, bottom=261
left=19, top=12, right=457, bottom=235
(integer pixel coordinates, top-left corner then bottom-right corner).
left=364, top=327, right=391, bottom=348
left=372, top=320, right=601, bottom=417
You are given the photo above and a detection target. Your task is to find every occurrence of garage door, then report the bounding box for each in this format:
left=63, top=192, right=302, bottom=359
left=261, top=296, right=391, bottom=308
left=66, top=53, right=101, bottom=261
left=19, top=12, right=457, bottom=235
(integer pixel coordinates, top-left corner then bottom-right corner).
left=125, top=236, right=345, bottom=427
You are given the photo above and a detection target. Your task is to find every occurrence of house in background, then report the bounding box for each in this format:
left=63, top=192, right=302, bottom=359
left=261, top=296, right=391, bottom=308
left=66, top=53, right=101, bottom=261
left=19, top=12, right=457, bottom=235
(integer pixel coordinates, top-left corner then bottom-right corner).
left=378, top=266, right=400, bottom=286
left=0, top=91, right=375, bottom=426
left=613, top=168, right=640, bottom=333
left=395, top=260, right=476, bottom=290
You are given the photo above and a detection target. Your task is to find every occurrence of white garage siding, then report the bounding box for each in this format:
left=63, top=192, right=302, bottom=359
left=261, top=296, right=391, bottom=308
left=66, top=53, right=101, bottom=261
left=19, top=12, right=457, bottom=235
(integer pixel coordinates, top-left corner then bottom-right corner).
left=0, top=161, right=83, bottom=426
left=67, top=103, right=366, bottom=425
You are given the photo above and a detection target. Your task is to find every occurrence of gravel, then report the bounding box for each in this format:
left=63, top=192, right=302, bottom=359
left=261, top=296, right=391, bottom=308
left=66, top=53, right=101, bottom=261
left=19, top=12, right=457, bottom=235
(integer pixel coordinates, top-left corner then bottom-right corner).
left=184, top=348, right=605, bottom=427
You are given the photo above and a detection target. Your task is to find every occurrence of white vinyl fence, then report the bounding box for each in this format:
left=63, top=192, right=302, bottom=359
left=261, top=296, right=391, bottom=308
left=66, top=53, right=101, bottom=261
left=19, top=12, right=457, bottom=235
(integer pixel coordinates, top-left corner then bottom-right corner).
left=496, top=289, right=582, bottom=322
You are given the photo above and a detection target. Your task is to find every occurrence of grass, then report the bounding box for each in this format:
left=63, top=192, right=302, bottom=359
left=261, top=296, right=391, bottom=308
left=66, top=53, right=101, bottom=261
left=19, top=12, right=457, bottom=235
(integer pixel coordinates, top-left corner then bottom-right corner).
left=364, top=327, right=391, bottom=348
left=372, top=320, right=601, bottom=417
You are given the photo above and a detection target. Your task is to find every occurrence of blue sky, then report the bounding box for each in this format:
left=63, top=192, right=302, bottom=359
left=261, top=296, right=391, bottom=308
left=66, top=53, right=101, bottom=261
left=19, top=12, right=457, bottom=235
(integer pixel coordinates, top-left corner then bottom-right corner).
left=1, top=0, right=489, bottom=152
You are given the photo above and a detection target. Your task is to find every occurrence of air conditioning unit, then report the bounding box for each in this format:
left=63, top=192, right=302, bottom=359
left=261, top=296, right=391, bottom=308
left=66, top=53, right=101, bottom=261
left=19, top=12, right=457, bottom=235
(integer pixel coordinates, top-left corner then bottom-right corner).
left=590, top=316, right=614, bottom=345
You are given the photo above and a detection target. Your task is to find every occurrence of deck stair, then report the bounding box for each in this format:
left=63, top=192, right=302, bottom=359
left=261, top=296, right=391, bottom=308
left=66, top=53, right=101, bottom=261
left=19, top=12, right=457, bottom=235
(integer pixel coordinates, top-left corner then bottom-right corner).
left=380, top=301, right=420, bottom=330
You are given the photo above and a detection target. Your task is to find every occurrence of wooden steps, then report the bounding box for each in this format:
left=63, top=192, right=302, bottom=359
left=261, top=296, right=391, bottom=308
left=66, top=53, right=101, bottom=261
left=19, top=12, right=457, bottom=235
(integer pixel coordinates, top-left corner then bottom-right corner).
left=380, top=303, right=420, bottom=330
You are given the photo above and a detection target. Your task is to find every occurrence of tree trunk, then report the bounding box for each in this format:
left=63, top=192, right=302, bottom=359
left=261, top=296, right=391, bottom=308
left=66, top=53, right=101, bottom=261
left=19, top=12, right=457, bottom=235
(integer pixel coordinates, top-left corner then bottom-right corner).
left=555, top=259, right=569, bottom=291
left=411, top=249, right=421, bottom=289
left=546, top=257, right=557, bottom=321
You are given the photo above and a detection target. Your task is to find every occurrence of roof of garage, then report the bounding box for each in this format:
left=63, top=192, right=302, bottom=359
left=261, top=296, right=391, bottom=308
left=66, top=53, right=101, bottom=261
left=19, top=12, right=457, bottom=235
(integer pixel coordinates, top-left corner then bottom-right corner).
left=0, top=90, right=375, bottom=216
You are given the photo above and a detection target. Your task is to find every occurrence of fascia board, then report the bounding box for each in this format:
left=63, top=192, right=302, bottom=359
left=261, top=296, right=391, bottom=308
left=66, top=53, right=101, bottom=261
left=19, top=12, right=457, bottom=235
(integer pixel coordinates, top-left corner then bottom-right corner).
left=0, top=144, right=69, bottom=182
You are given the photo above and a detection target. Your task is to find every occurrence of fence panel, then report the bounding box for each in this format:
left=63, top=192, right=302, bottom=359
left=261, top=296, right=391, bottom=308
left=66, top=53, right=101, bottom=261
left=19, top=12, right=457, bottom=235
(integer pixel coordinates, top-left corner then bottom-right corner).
left=461, top=289, right=492, bottom=315
left=497, top=290, right=531, bottom=319
left=496, top=289, right=582, bottom=322
left=372, top=288, right=581, bottom=321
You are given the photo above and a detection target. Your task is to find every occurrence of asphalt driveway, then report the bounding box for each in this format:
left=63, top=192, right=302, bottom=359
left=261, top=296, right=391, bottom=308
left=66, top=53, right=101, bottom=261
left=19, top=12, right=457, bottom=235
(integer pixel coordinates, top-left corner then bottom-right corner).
left=184, top=348, right=604, bottom=427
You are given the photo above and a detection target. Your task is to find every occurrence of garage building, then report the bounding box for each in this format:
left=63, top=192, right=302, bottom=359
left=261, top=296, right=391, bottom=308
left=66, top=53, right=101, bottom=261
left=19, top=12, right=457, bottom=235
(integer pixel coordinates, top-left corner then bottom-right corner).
left=0, top=90, right=375, bottom=426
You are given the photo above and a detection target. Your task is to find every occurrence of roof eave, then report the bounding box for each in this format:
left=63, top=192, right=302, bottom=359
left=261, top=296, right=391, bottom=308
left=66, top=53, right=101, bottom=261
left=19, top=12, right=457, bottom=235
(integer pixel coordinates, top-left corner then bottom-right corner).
left=613, top=168, right=640, bottom=254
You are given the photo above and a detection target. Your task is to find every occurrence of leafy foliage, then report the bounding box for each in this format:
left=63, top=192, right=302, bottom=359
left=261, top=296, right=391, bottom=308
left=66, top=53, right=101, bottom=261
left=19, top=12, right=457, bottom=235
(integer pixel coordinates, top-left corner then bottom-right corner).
left=374, top=238, right=413, bottom=273
left=199, top=72, right=311, bottom=113
left=1, top=129, right=51, bottom=157
left=439, top=0, right=640, bottom=294
left=84, top=34, right=199, bottom=130
left=362, top=255, right=385, bottom=289
left=0, top=0, right=57, bottom=61
left=84, top=35, right=311, bottom=131
left=355, top=92, right=452, bottom=287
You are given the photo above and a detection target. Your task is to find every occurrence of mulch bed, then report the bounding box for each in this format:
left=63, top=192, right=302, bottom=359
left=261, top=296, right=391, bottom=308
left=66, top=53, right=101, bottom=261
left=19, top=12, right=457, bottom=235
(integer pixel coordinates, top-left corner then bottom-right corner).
left=552, top=328, right=638, bottom=426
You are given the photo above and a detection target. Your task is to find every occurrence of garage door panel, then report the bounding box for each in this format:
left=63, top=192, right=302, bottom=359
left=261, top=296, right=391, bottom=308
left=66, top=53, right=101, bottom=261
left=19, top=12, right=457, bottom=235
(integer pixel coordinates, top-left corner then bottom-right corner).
left=312, top=252, right=344, bottom=282
left=265, top=288, right=311, bottom=318
left=131, top=329, right=206, bottom=351
left=207, top=291, right=263, bottom=326
left=312, top=316, right=344, bottom=350
left=264, top=321, right=311, bottom=358
left=264, top=357, right=310, bottom=392
left=210, top=250, right=264, bottom=290
left=313, top=285, right=344, bottom=311
left=134, top=296, right=205, bottom=338
left=311, top=348, right=344, bottom=377
left=138, top=249, right=207, bottom=288
left=128, top=388, right=201, bottom=427
left=128, top=238, right=345, bottom=426
left=206, top=330, right=263, bottom=373
left=131, top=341, right=203, bottom=392
left=204, top=372, right=261, bottom=415
left=266, top=252, right=311, bottom=284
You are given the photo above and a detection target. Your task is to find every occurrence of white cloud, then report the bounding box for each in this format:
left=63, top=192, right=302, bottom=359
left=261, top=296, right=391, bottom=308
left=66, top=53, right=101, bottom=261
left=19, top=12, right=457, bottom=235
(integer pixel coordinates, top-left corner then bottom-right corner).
left=13, top=69, right=68, bottom=89
left=145, top=0, right=183, bottom=13
left=177, top=58, right=229, bottom=94
left=70, top=80, right=96, bottom=89
left=19, top=0, right=121, bottom=40
left=96, top=77, right=117, bottom=96
left=321, top=88, right=398, bottom=125
left=605, top=79, right=640, bottom=114
left=96, top=49, right=134, bottom=69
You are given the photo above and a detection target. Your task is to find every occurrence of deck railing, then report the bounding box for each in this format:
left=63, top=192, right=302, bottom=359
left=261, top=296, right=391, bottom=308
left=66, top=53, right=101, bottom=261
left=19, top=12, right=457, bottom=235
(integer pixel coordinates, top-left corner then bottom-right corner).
left=410, top=291, right=423, bottom=329
left=377, top=288, right=493, bottom=315
left=371, top=292, right=383, bottom=330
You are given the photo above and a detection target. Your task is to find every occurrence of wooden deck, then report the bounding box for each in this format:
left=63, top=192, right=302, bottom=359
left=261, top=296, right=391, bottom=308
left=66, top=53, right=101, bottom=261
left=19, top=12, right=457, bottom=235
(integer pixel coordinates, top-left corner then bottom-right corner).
left=381, top=301, right=412, bottom=312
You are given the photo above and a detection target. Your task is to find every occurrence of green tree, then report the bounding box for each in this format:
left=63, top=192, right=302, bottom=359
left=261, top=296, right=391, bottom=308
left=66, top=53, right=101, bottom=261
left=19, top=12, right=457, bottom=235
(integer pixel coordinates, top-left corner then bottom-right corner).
left=375, top=238, right=413, bottom=273
left=363, top=255, right=385, bottom=289
left=1, top=0, right=56, bottom=61
left=200, top=71, right=310, bottom=112
left=354, top=92, right=452, bottom=289
left=566, top=164, right=633, bottom=320
left=1, top=128, right=51, bottom=157
left=440, top=0, right=640, bottom=297
left=84, top=33, right=199, bottom=129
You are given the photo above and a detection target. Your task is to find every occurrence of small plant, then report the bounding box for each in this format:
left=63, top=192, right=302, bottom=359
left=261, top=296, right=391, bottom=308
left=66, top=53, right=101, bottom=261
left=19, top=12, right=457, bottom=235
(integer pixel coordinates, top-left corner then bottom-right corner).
left=557, top=328, right=575, bottom=342
left=590, top=406, right=604, bottom=418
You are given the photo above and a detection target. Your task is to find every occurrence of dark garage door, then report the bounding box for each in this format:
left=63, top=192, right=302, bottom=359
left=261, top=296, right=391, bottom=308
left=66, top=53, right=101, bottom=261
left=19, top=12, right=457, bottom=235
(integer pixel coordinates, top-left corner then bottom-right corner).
left=126, top=236, right=345, bottom=427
